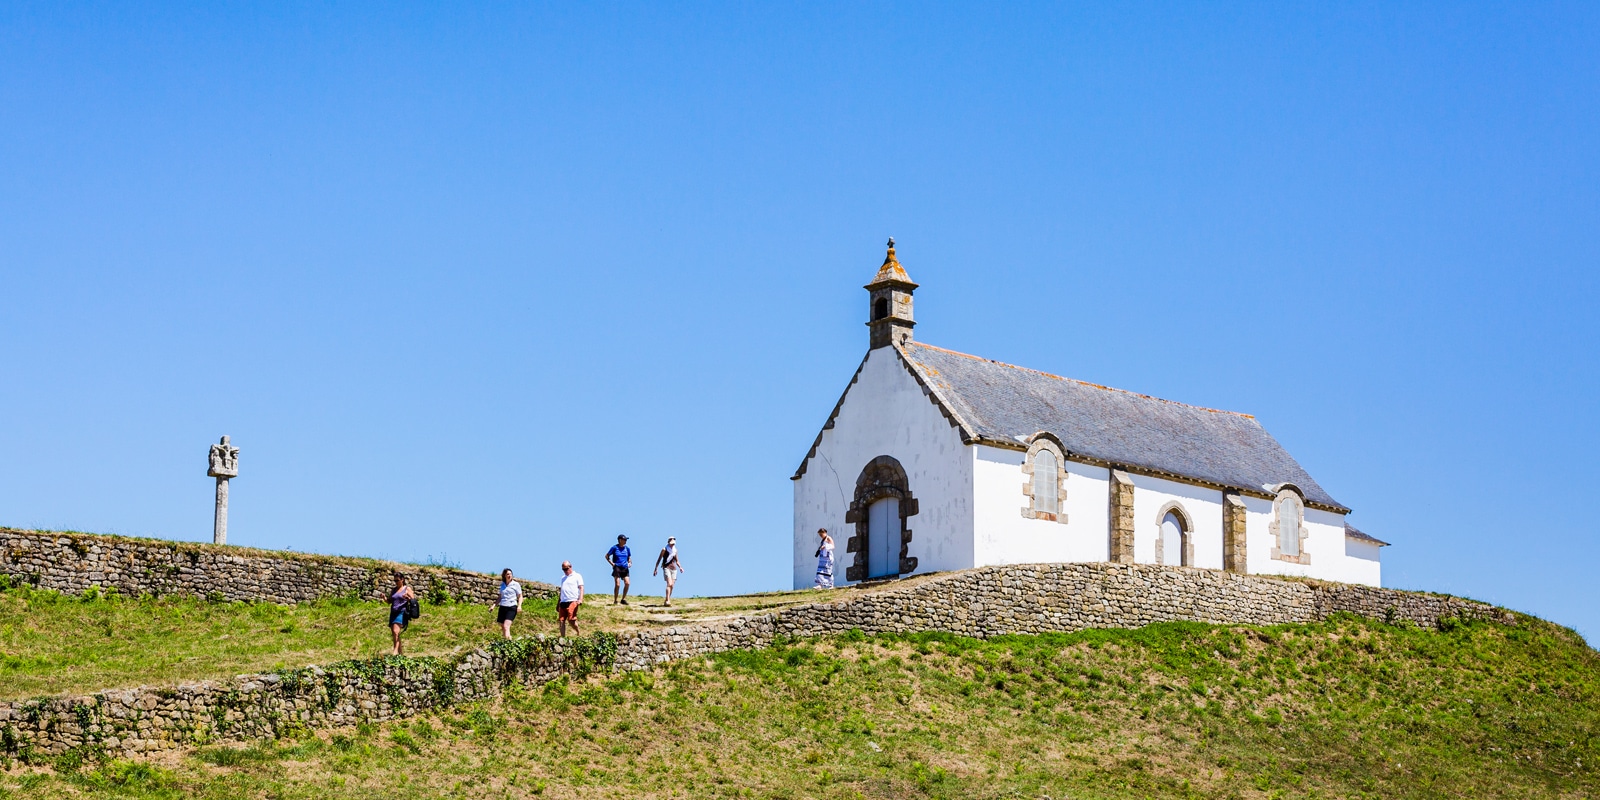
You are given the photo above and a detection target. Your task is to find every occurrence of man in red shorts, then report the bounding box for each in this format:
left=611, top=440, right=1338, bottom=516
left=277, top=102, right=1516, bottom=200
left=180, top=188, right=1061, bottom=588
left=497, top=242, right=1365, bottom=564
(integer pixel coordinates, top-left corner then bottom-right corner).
left=557, top=560, right=584, bottom=637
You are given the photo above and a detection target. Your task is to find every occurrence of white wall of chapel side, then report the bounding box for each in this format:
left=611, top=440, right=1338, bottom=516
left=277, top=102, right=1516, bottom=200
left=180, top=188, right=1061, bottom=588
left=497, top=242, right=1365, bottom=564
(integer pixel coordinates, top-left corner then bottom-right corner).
left=1126, top=473, right=1226, bottom=570
left=973, top=445, right=1110, bottom=566
left=1342, top=538, right=1383, bottom=587
left=1240, top=496, right=1378, bottom=586
left=791, top=347, right=975, bottom=589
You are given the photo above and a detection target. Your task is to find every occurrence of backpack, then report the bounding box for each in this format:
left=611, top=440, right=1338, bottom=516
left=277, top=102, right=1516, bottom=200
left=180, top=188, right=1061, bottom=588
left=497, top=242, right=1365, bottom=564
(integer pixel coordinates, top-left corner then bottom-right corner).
left=405, top=597, right=421, bottom=621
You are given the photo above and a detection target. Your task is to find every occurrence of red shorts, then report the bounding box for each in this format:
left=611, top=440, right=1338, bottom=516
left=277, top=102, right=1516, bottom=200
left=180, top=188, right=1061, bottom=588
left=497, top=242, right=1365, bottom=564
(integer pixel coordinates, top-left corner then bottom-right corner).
left=558, top=600, right=580, bottom=621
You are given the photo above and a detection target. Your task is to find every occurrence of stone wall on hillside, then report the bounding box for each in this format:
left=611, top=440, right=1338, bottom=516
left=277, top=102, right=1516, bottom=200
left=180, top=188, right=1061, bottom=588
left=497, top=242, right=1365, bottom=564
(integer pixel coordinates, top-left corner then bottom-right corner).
left=608, top=562, right=1510, bottom=670
left=0, top=561, right=1510, bottom=760
left=0, top=640, right=586, bottom=759
left=0, top=529, right=553, bottom=606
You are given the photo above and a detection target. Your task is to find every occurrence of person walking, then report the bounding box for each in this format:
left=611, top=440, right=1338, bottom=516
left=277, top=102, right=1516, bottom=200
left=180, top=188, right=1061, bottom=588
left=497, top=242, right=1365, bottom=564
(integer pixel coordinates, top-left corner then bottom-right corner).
left=651, top=537, right=684, bottom=607
left=493, top=568, right=524, bottom=639
left=814, top=528, right=836, bottom=589
left=387, top=573, right=417, bottom=655
left=605, top=534, right=632, bottom=605
left=557, top=560, right=584, bottom=637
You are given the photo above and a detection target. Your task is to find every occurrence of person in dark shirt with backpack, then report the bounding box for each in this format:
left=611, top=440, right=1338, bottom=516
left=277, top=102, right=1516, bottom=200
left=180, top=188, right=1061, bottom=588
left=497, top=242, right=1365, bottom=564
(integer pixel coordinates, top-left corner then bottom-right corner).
left=387, top=573, right=417, bottom=656
left=605, top=535, right=632, bottom=605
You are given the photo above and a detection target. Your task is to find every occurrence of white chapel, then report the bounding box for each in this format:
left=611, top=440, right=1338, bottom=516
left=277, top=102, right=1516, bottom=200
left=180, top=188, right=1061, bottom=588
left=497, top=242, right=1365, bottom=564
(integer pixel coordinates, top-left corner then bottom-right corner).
left=792, top=241, right=1387, bottom=588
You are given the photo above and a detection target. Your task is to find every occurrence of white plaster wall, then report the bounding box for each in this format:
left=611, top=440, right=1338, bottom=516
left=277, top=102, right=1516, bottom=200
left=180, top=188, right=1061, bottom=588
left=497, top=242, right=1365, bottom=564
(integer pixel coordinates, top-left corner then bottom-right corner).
left=792, top=348, right=975, bottom=588
left=972, top=447, right=1110, bottom=566
left=1343, top=538, right=1383, bottom=587
left=1126, top=474, right=1225, bottom=570
left=1242, top=498, right=1378, bottom=586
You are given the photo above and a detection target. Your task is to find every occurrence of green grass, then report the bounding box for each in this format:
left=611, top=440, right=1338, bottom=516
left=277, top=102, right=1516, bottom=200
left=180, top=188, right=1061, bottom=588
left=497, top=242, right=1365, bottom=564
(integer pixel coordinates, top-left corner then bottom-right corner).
left=0, top=582, right=840, bottom=699
left=4, top=614, right=1597, bottom=798
left=0, top=584, right=559, bottom=698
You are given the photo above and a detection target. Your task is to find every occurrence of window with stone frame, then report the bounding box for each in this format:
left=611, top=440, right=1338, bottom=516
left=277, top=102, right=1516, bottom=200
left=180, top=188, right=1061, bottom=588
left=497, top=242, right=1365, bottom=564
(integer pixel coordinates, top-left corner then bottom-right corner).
left=1020, top=436, right=1068, bottom=523
left=1269, top=487, right=1311, bottom=565
left=1155, top=503, right=1193, bottom=567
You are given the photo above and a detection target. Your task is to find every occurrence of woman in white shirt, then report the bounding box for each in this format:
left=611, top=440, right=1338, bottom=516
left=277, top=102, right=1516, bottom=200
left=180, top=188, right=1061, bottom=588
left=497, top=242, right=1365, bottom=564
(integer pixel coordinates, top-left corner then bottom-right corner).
left=493, top=568, right=524, bottom=638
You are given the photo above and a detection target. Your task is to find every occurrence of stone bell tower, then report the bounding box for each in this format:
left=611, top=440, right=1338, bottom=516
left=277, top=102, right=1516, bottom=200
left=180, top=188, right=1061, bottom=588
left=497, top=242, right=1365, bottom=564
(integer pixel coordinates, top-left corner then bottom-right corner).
left=866, top=238, right=917, bottom=349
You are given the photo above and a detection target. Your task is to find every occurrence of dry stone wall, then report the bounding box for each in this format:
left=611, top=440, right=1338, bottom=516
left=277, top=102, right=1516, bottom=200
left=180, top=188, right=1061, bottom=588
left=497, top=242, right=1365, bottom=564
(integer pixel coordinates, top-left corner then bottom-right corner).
left=609, top=562, right=1509, bottom=670
left=0, top=529, right=553, bottom=606
left=0, top=561, right=1510, bottom=761
left=0, top=639, right=592, bottom=759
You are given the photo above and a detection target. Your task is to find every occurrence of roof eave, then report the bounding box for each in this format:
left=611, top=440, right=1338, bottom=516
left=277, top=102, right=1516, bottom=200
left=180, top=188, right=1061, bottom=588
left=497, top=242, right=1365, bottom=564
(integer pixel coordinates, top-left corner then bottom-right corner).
left=891, top=343, right=981, bottom=445
left=968, top=433, right=1352, bottom=514
left=793, top=345, right=984, bottom=481
left=792, top=352, right=873, bottom=480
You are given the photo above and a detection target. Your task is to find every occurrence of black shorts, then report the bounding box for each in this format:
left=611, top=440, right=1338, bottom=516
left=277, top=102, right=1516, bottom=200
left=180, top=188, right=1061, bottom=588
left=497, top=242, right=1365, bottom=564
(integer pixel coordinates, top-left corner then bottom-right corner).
left=612, top=566, right=630, bottom=579
left=497, top=606, right=519, bottom=623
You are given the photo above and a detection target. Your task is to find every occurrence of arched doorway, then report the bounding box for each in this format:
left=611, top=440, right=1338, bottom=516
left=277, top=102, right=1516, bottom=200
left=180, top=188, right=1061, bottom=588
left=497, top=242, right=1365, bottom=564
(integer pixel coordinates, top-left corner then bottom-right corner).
left=844, top=455, right=920, bottom=582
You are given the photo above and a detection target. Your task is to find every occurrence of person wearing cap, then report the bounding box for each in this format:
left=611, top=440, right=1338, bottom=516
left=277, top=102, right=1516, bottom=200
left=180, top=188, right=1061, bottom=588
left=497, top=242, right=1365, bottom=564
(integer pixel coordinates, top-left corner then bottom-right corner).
left=605, top=534, right=633, bottom=605
left=652, top=537, right=685, bottom=607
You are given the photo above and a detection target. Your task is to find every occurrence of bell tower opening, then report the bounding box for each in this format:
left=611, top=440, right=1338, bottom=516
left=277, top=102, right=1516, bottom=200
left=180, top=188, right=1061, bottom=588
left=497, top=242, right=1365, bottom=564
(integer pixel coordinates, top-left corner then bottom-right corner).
left=865, top=237, right=918, bottom=349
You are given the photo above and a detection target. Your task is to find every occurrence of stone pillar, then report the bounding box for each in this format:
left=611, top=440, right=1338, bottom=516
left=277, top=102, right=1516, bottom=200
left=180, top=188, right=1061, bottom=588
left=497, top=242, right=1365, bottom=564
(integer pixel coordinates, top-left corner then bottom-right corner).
left=1222, top=494, right=1249, bottom=573
left=207, top=436, right=240, bottom=545
left=213, top=477, right=229, bottom=545
left=1108, top=470, right=1135, bottom=563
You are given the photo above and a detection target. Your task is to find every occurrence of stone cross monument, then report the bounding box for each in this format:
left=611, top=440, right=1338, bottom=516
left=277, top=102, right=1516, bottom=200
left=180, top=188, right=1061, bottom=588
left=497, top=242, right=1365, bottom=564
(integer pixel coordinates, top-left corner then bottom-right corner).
left=207, top=435, right=240, bottom=545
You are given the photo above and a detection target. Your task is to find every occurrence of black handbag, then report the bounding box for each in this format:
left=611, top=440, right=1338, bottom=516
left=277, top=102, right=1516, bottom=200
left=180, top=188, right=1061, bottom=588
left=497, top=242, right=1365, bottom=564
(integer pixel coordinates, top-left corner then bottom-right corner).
left=406, top=597, right=421, bottom=620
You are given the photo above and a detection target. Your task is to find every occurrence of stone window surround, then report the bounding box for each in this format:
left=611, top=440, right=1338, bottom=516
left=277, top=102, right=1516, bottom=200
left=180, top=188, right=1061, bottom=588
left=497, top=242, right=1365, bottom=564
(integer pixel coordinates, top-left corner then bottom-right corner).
left=843, top=455, right=920, bottom=582
left=1019, top=434, right=1069, bottom=523
left=1152, top=501, right=1195, bottom=567
left=1268, top=485, right=1311, bottom=565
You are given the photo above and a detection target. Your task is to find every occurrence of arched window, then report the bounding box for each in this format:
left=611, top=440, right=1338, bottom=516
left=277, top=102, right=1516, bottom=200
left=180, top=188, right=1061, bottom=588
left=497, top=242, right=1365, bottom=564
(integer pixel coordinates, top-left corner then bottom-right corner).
left=1020, top=436, right=1068, bottom=523
left=1270, top=487, right=1310, bottom=565
left=1279, top=494, right=1302, bottom=556
left=1160, top=511, right=1185, bottom=566
left=1032, top=449, right=1058, bottom=515
left=1154, top=502, right=1192, bottom=567
left=873, top=297, right=890, bottom=320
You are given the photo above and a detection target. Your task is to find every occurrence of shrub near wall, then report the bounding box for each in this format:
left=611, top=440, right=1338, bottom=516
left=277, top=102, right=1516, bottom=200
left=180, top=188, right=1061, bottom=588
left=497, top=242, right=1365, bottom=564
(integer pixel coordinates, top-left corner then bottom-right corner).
left=0, top=529, right=552, bottom=606
left=0, top=561, right=1510, bottom=761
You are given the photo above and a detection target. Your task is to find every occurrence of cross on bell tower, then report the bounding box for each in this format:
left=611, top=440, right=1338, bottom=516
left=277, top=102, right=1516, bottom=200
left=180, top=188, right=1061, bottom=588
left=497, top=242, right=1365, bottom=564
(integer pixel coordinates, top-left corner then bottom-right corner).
left=865, top=237, right=917, bottom=349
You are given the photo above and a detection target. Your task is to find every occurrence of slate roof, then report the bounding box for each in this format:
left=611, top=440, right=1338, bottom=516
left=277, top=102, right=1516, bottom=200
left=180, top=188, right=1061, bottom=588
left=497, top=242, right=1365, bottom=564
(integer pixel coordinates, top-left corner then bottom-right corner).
left=1343, top=524, right=1389, bottom=546
left=897, top=342, right=1349, bottom=512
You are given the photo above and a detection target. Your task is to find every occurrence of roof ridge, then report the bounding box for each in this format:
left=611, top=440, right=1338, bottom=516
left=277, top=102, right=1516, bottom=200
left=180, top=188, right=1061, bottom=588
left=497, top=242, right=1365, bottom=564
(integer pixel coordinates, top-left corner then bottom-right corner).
left=904, top=341, right=1255, bottom=419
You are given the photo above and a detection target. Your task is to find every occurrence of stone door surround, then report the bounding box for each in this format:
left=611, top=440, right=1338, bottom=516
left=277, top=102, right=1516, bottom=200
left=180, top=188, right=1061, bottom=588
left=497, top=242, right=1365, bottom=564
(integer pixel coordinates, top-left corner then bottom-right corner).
left=843, top=455, right=920, bottom=582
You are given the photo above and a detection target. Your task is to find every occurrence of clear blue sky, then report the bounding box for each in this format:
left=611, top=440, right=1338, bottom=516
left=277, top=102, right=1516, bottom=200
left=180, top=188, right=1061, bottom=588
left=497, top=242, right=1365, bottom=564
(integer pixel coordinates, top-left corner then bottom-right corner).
left=3, top=3, right=1596, bottom=640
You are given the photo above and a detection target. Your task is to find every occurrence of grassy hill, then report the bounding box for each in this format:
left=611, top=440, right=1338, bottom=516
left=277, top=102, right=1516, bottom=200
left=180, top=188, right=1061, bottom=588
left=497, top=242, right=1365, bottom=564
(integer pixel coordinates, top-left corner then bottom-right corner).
left=1, top=587, right=1596, bottom=799
left=0, top=580, right=831, bottom=699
